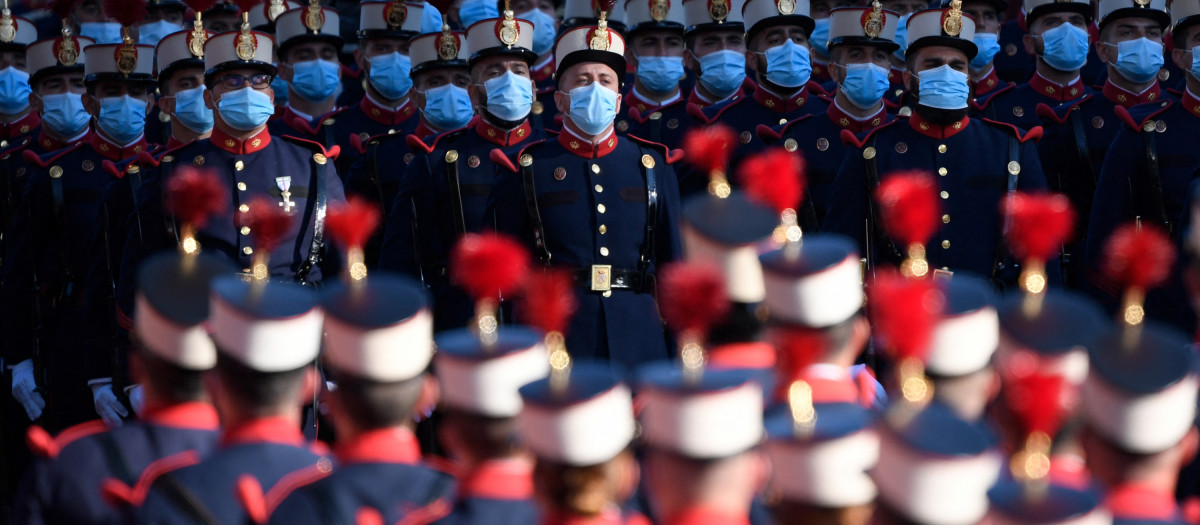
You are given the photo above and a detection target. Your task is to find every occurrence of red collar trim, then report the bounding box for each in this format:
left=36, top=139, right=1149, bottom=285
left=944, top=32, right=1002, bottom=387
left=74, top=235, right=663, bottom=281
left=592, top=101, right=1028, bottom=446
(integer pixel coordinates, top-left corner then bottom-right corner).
left=360, top=96, right=416, bottom=126
left=665, top=507, right=751, bottom=525
left=626, top=88, right=682, bottom=115
left=142, top=402, right=219, bottom=430
left=558, top=126, right=618, bottom=158
left=39, top=129, right=87, bottom=152
left=0, top=111, right=39, bottom=139
left=91, top=133, right=148, bottom=161
left=414, top=120, right=439, bottom=139
left=1184, top=89, right=1200, bottom=119
left=687, top=86, right=743, bottom=109
left=210, top=126, right=271, bottom=154
left=752, top=84, right=810, bottom=113
left=1106, top=484, right=1179, bottom=520
left=908, top=112, right=969, bottom=139
left=221, top=416, right=304, bottom=447
left=973, top=68, right=1002, bottom=96
left=543, top=508, right=626, bottom=525
left=334, top=427, right=421, bottom=465
left=475, top=118, right=534, bottom=147
left=1028, top=73, right=1086, bottom=103
left=459, top=459, right=535, bottom=500
left=533, top=61, right=556, bottom=83
left=707, top=342, right=776, bottom=370
left=827, top=101, right=888, bottom=134
left=1102, top=78, right=1162, bottom=108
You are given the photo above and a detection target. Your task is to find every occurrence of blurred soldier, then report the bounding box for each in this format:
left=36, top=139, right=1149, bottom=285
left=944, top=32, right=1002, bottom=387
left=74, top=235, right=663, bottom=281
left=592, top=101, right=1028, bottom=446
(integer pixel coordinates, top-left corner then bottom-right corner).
left=0, top=9, right=41, bottom=147
left=925, top=273, right=1001, bottom=421
left=681, top=0, right=748, bottom=108
left=510, top=0, right=560, bottom=130
left=487, top=17, right=683, bottom=370
left=200, top=2, right=242, bottom=33
left=378, top=7, right=543, bottom=332
left=269, top=1, right=346, bottom=150
left=824, top=2, right=1049, bottom=284
left=956, top=0, right=1014, bottom=119
left=615, top=0, right=692, bottom=149
left=74, top=0, right=125, bottom=45
left=138, top=0, right=187, bottom=45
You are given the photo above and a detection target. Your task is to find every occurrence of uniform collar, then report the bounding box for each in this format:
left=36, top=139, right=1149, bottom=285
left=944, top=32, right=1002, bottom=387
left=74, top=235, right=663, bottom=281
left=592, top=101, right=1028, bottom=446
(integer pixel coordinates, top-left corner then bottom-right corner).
left=39, top=128, right=88, bottom=152
left=0, top=111, right=39, bottom=139
left=665, top=507, right=751, bottom=525
left=543, top=507, right=627, bottom=525
left=908, top=111, right=969, bottom=139
left=475, top=117, right=533, bottom=147
left=360, top=94, right=416, bottom=126
left=334, top=427, right=421, bottom=465
left=533, top=57, right=555, bottom=84
left=559, top=125, right=618, bottom=158
left=752, top=83, right=810, bottom=113
left=282, top=105, right=340, bottom=134
left=141, top=401, right=220, bottom=430
left=1028, top=72, right=1086, bottom=103
left=627, top=86, right=682, bottom=114
left=707, top=342, right=776, bottom=370
left=284, top=104, right=315, bottom=125
left=414, top=120, right=440, bottom=139
left=688, top=85, right=742, bottom=109
left=459, top=459, right=535, bottom=500
left=221, top=416, right=304, bottom=447
left=828, top=99, right=888, bottom=134
left=1102, top=78, right=1162, bottom=108
left=90, top=132, right=148, bottom=161
left=164, top=136, right=189, bottom=150
left=973, top=67, right=1002, bottom=96
left=210, top=126, right=271, bottom=154
left=1184, top=88, right=1200, bottom=119
left=1106, top=484, right=1180, bottom=521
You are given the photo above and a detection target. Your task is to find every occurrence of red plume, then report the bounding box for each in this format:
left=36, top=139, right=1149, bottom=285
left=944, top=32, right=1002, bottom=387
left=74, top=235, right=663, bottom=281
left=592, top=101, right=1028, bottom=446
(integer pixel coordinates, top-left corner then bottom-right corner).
left=1003, top=192, right=1075, bottom=262
left=165, top=167, right=227, bottom=229
left=183, top=0, right=220, bottom=13
left=1005, top=373, right=1068, bottom=438
left=875, top=171, right=940, bottom=247
left=682, top=124, right=737, bottom=175
left=103, top=0, right=149, bottom=28
left=596, top=0, right=619, bottom=14
left=658, top=262, right=730, bottom=337
left=51, top=0, right=78, bottom=20
left=239, top=198, right=291, bottom=253
left=519, top=270, right=577, bottom=335
left=737, top=147, right=806, bottom=214
left=450, top=233, right=531, bottom=301
left=771, top=325, right=826, bottom=400
left=231, top=0, right=261, bottom=13
left=1102, top=224, right=1176, bottom=291
left=425, top=0, right=455, bottom=15
left=325, top=197, right=381, bottom=250
left=868, top=270, right=944, bottom=362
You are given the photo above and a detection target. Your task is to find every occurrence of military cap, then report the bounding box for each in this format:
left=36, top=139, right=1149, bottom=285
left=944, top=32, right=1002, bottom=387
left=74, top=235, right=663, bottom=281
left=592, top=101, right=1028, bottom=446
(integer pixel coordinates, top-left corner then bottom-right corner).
left=409, top=26, right=470, bottom=75
left=996, top=291, right=1104, bottom=386
left=988, top=475, right=1110, bottom=524
left=763, top=399, right=879, bottom=507
left=1023, top=0, right=1091, bottom=25
left=742, top=0, right=814, bottom=40
left=155, top=28, right=214, bottom=80
left=518, top=363, right=636, bottom=466
left=83, top=42, right=157, bottom=84
left=465, top=10, right=537, bottom=66
left=135, top=252, right=235, bottom=371
left=903, top=2, right=978, bottom=60
left=209, top=276, right=324, bottom=372
left=248, top=0, right=301, bottom=31
left=0, top=11, right=38, bottom=53
left=202, top=27, right=276, bottom=77
left=275, top=2, right=343, bottom=56
left=636, top=364, right=764, bottom=459
left=321, top=274, right=433, bottom=383
left=359, top=1, right=425, bottom=41
left=827, top=3, right=901, bottom=52
left=563, top=0, right=629, bottom=33
left=681, top=192, right=777, bottom=304
left=682, top=0, right=746, bottom=34
left=435, top=327, right=550, bottom=417
left=759, top=235, right=863, bottom=328
left=1097, top=0, right=1169, bottom=29
left=27, top=34, right=94, bottom=86
left=625, top=0, right=687, bottom=35
left=553, top=23, right=627, bottom=85
left=927, top=274, right=998, bottom=378
left=147, top=0, right=187, bottom=9
left=1173, top=0, right=1200, bottom=34
left=933, top=0, right=1007, bottom=16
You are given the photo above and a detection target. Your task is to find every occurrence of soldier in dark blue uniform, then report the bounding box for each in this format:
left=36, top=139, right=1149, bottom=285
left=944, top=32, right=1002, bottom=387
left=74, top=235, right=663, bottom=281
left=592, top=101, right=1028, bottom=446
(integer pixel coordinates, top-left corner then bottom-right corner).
left=956, top=0, right=1016, bottom=119
left=680, top=0, right=749, bottom=109
left=379, top=9, right=545, bottom=332
left=760, top=2, right=899, bottom=228
left=0, top=11, right=42, bottom=148
left=823, top=2, right=1050, bottom=283
left=2, top=36, right=157, bottom=435
left=487, top=19, right=683, bottom=370
left=614, top=0, right=692, bottom=149
left=508, top=0, right=561, bottom=131
left=268, top=2, right=348, bottom=152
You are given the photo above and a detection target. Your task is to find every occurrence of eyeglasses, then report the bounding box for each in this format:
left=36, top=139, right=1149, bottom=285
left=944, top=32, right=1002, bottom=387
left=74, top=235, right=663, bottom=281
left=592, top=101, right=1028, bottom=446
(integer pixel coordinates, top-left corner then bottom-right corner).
left=216, top=73, right=274, bottom=90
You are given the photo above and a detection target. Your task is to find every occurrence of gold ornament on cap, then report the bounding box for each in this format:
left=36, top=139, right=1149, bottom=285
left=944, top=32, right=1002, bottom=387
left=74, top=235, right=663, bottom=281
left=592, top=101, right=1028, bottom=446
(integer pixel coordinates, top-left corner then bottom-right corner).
left=777, top=0, right=796, bottom=16
left=708, top=0, right=730, bottom=22
left=500, top=6, right=519, bottom=46
left=0, top=1, right=16, bottom=44
left=386, top=0, right=407, bottom=28
left=189, top=10, right=207, bottom=58
left=117, top=32, right=138, bottom=76
left=942, top=0, right=963, bottom=36
left=236, top=13, right=257, bottom=61
left=56, top=26, right=78, bottom=66
left=589, top=2, right=612, bottom=52
left=268, top=0, right=288, bottom=22
left=1134, top=0, right=1151, bottom=7
left=788, top=380, right=816, bottom=438
left=650, top=0, right=669, bottom=22
left=437, top=25, right=459, bottom=60
left=304, top=0, right=324, bottom=33
left=864, top=1, right=884, bottom=38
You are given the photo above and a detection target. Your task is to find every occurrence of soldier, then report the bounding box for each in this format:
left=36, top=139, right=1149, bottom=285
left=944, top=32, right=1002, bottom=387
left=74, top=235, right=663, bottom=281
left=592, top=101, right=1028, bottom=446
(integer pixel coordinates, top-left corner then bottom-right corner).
left=139, top=1, right=188, bottom=45
left=75, top=0, right=125, bottom=45
left=13, top=218, right=232, bottom=524
left=824, top=3, right=1049, bottom=284
left=201, top=2, right=242, bottom=33
left=269, top=1, right=346, bottom=150
left=510, top=0, right=558, bottom=130
left=615, top=0, right=692, bottom=149
left=925, top=273, right=1001, bottom=421
left=378, top=9, right=542, bottom=332
left=956, top=0, right=1015, bottom=119
left=487, top=19, right=683, bottom=369
left=760, top=2, right=899, bottom=227
left=681, top=0, right=748, bottom=109
left=0, top=8, right=41, bottom=147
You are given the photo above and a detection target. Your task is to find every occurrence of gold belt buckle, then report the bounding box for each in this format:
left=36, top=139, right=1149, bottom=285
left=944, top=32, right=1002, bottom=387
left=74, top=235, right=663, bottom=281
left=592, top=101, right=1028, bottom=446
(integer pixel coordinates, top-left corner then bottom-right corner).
left=932, top=268, right=954, bottom=282
left=590, top=265, right=612, bottom=292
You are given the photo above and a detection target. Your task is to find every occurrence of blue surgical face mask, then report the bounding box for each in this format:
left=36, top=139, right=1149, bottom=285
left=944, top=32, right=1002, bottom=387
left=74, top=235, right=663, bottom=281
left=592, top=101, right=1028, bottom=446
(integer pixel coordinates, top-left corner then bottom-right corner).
left=697, top=49, right=746, bottom=99
left=97, top=95, right=148, bottom=145
left=138, top=20, right=183, bottom=45
left=270, top=70, right=290, bottom=106
left=1039, top=22, right=1089, bottom=72
left=289, top=59, right=340, bottom=102
left=170, top=85, right=214, bottom=134
left=421, top=84, right=473, bottom=130
left=518, top=8, right=557, bottom=56
left=971, top=33, right=1000, bottom=70
left=763, top=40, right=812, bottom=88
left=367, top=52, right=414, bottom=100
left=637, top=55, right=685, bottom=94
left=566, top=82, right=618, bottom=135
left=217, top=87, right=275, bottom=130
left=893, top=13, right=912, bottom=61
left=422, top=2, right=445, bottom=33
left=0, top=67, right=31, bottom=115
left=80, top=22, right=123, bottom=44
left=484, top=71, right=533, bottom=121
left=811, top=18, right=831, bottom=57
left=1190, top=46, right=1200, bottom=81
left=840, top=62, right=890, bottom=109
left=916, top=64, right=969, bottom=109
left=40, top=92, right=89, bottom=137
left=459, top=0, right=499, bottom=29
left=1108, top=37, right=1164, bottom=84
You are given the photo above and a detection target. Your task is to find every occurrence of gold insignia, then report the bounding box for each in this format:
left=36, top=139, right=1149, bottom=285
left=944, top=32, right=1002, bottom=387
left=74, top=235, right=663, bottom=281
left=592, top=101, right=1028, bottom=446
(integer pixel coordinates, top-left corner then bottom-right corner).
left=251, top=138, right=262, bottom=148
left=236, top=24, right=257, bottom=61
left=0, top=7, right=15, bottom=43
left=919, top=121, right=930, bottom=130
left=784, top=138, right=797, bottom=151
left=864, top=1, right=884, bottom=38
left=862, top=146, right=875, bottom=159
left=386, top=1, right=408, bottom=29
left=116, top=42, right=138, bottom=76
left=18, top=124, right=27, bottom=133
left=304, top=0, right=325, bottom=33
left=589, top=23, right=611, bottom=51
left=708, top=0, right=730, bottom=22
left=1007, top=161, right=1020, bottom=175
left=446, top=150, right=459, bottom=163
left=816, top=137, right=829, bottom=151
left=313, top=153, right=327, bottom=165
left=570, top=140, right=581, bottom=149
left=49, top=166, right=62, bottom=178
left=188, top=20, right=207, bottom=58
left=487, top=128, right=497, bottom=137
left=651, top=0, right=670, bottom=22
left=1118, top=94, right=1127, bottom=104
left=193, top=155, right=206, bottom=166
left=895, top=142, right=908, bottom=153
left=1069, top=87, right=1078, bottom=96
left=268, top=0, right=288, bottom=22
left=438, top=27, right=460, bottom=60
left=765, top=99, right=776, bottom=109
left=468, top=155, right=480, bottom=167
left=554, top=167, right=566, bottom=180
left=871, top=117, right=881, bottom=126
left=517, top=128, right=526, bottom=137
left=500, top=12, right=520, bottom=46
left=777, top=0, right=796, bottom=15
left=952, top=121, right=962, bottom=129
left=942, top=0, right=963, bottom=37
left=1148, top=92, right=1156, bottom=101
left=838, top=117, right=849, bottom=127
left=519, top=154, right=533, bottom=166
left=641, top=154, right=655, bottom=168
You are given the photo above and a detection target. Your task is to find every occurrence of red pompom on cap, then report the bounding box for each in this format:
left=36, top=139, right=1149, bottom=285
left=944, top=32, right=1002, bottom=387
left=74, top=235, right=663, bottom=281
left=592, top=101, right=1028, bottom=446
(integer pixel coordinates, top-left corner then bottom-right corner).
left=867, top=269, right=944, bottom=363
left=1003, top=192, right=1075, bottom=263
left=1005, top=372, right=1069, bottom=439
left=183, top=0, right=219, bottom=13
left=737, top=147, right=806, bottom=215
left=682, top=124, right=738, bottom=176
left=1103, top=223, right=1175, bottom=292
left=326, top=197, right=381, bottom=251
left=658, top=262, right=731, bottom=338
left=450, top=233, right=531, bottom=301
left=165, top=167, right=227, bottom=229
left=519, top=270, right=578, bottom=336
left=876, top=171, right=941, bottom=248
left=239, top=198, right=291, bottom=253
left=103, top=0, right=149, bottom=28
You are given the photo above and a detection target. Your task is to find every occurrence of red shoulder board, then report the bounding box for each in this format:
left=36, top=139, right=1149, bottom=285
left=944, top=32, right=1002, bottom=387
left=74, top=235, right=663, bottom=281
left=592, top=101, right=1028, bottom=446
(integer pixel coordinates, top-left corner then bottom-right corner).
left=756, top=123, right=781, bottom=142
left=840, top=119, right=898, bottom=148
left=489, top=148, right=517, bottom=172
left=102, top=159, right=122, bottom=178
left=236, top=475, right=268, bottom=524
left=101, top=478, right=136, bottom=507
left=23, top=141, right=85, bottom=168
left=627, top=134, right=683, bottom=164
left=1035, top=96, right=1089, bottom=126
left=980, top=118, right=1043, bottom=143
left=394, top=499, right=453, bottom=525
left=1115, top=101, right=1172, bottom=132
left=350, top=132, right=366, bottom=155
left=26, top=426, right=57, bottom=459
left=407, top=134, right=433, bottom=154
left=280, top=135, right=341, bottom=160
left=806, top=80, right=830, bottom=98
left=125, top=450, right=202, bottom=506
left=686, top=102, right=712, bottom=124
left=356, top=508, right=385, bottom=525
left=147, top=139, right=198, bottom=167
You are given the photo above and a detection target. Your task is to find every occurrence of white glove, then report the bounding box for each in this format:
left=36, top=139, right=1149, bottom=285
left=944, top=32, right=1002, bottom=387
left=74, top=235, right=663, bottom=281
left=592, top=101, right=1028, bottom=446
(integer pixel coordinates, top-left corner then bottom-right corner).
left=90, top=381, right=128, bottom=428
left=11, top=359, right=45, bottom=421
left=125, top=384, right=145, bottom=418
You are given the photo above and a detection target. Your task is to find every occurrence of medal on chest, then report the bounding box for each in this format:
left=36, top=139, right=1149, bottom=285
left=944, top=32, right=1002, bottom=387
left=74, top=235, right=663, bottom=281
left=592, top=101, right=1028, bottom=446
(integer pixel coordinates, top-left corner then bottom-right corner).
left=276, top=176, right=295, bottom=213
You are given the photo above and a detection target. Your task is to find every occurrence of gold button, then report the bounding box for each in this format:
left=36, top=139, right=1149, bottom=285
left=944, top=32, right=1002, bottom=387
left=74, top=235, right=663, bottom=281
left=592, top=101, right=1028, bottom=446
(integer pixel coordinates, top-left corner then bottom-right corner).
left=599, top=224, right=607, bottom=234
left=600, top=247, right=609, bottom=256
left=938, top=144, right=947, bottom=153
left=602, top=290, right=612, bottom=297
left=240, top=226, right=251, bottom=235
left=591, top=164, right=601, bottom=174
left=941, top=240, right=951, bottom=249
left=597, top=204, right=606, bottom=213
left=594, top=184, right=603, bottom=193
left=237, top=182, right=247, bottom=191
left=938, top=167, right=947, bottom=176
left=239, top=204, right=249, bottom=212
left=940, top=191, right=949, bottom=199
left=942, top=214, right=951, bottom=223
left=242, top=246, right=253, bottom=255
left=235, top=160, right=244, bottom=171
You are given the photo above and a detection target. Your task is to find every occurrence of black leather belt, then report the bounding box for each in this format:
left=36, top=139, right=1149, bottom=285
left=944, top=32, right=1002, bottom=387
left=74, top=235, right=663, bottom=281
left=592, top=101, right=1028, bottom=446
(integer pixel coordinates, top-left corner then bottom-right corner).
left=572, top=266, right=653, bottom=293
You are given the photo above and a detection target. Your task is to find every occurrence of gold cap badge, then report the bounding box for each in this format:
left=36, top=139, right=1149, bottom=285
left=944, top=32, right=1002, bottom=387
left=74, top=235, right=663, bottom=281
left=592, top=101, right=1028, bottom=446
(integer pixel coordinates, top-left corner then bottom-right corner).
left=708, top=0, right=730, bottom=21
left=650, top=0, right=669, bottom=22
left=386, top=1, right=407, bottom=28
left=304, top=0, right=325, bottom=33
left=499, top=10, right=520, bottom=46
left=777, top=0, right=796, bottom=16
left=0, top=2, right=15, bottom=44
left=236, top=14, right=257, bottom=61
left=863, top=1, right=883, bottom=37
left=942, top=0, right=962, bottom=36
left=437, top=25, right=459, bottom=60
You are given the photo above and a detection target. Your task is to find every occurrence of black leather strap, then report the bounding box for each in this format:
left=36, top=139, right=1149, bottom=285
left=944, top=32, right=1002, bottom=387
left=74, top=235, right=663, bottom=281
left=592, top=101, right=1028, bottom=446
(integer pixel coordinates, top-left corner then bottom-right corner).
left=521, top=157, right=551, bottom=264
left=445, top=151, right=467, bottom=236
left=864, top=138, right=901, bottom=268
left=295, top=156, right=328, bottom=285
left=649, top=113, right=662, bottom=143
left=1141, top=127, right=1170, bottom=232
left=48, top=168, right=76, bottom=302
left=1069, top=107, right=1096, bottom=190
left=157, top=473, right=221, bottom=525
left=638, top=148, right=658, bottom=274
left=990, top=136, right=1021, bottom=284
